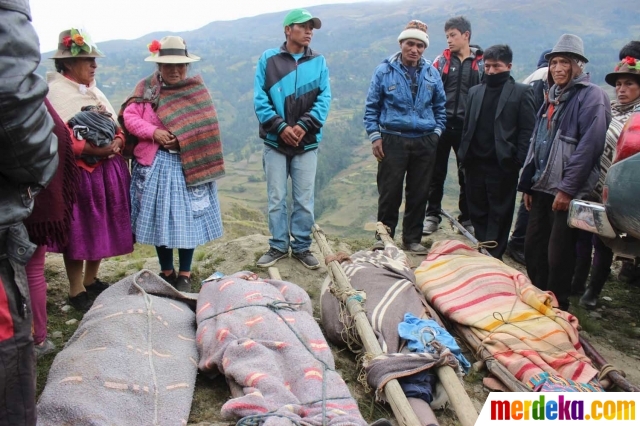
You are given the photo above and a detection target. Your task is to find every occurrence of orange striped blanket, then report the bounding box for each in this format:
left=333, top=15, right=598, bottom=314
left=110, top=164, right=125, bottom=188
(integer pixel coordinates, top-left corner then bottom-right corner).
left=415, top=240, right=599, bottom=386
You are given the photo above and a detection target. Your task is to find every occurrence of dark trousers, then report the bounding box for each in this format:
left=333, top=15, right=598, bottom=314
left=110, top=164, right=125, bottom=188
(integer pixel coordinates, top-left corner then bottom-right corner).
left=0, top=225, right=36, bottom=426
left=425, top=127, right=468, bottom=222
left=525, top=191, right=578, bottom=310
left=377, top=134, right=438, bottom=243
left=509, top=196, right=530, bottom=251
left=465, top=163, right=519, bottom=259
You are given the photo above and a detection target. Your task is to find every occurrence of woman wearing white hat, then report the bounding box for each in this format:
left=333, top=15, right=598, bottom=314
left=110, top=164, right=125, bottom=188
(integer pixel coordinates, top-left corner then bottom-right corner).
left=119, top=36, right=225, bottom=292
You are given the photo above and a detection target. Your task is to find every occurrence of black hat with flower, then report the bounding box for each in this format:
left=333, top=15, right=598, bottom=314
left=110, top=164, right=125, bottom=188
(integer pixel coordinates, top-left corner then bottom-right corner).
left=50, top=28, right=104, bottom=59
left=605, top=56, right=640, bottom=86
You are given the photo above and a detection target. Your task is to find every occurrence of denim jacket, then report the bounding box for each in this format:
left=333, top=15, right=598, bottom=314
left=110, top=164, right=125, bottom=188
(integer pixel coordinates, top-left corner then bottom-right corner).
left=364, top=53, right=446, bottom=142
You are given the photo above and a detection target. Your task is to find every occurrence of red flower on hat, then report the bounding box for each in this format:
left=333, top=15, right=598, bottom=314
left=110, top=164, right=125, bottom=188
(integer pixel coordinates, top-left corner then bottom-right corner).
left=148, top=40, right=161, bottom=55
left=63, top=35, right=72, bottom=48
left=624, top=56, right=637, bottom=66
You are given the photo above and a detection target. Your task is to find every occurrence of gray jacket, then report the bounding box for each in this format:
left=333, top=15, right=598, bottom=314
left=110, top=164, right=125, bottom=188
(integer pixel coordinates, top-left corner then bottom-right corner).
left=519, top=75, right=611, bottom=199
left=0, top=0, right=58, bottom=229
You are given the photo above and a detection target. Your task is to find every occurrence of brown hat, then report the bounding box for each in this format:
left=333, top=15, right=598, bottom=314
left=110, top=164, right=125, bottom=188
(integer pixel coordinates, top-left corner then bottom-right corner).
left=605, top=57, right=640, bottom=86
left=50, top=29, right=104, bottom=59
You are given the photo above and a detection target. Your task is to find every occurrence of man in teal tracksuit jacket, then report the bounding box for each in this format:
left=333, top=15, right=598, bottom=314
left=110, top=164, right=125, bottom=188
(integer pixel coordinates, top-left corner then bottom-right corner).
left=253, top=8, right=331, bottom=270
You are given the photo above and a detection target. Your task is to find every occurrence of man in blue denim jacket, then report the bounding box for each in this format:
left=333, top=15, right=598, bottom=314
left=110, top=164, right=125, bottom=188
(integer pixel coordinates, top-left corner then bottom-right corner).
left=364, top=20, right=446, bottom=253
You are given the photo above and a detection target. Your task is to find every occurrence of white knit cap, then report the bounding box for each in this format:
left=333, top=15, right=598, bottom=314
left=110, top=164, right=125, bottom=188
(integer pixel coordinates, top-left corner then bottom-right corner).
left=398, top=20, right=429, bottom=48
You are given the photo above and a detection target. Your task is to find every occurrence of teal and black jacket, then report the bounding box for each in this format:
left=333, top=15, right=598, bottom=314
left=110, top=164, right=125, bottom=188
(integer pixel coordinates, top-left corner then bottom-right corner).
left=254, top=43, right=331, bottom=156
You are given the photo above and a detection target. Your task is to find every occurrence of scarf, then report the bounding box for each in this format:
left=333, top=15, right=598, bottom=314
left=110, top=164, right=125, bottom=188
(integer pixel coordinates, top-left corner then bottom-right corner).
left=24, top=99, right=80, bottom=247
left=532, top=73, right=590, bottom=183
left=119, top=72, right=225, bottom=186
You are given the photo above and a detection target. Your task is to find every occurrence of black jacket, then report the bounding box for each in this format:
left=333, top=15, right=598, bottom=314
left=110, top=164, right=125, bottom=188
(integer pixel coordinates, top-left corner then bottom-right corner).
left=458, top=77, right=536, bottom=173
left=0, top=0, right=58, bottom=229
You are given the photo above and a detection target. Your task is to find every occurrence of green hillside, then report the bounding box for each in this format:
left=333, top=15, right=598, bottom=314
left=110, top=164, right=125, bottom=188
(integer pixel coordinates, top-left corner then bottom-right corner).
left=37, top=0, right=639, bottom=237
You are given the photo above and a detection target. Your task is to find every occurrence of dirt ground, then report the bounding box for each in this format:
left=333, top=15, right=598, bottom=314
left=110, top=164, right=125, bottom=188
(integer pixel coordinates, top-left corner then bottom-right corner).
left=37, top=224, right=640, bottom=426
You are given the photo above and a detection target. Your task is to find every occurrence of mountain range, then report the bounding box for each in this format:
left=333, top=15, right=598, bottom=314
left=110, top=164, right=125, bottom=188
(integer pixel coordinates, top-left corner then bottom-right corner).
left=36, top=0, right=640, bottom=236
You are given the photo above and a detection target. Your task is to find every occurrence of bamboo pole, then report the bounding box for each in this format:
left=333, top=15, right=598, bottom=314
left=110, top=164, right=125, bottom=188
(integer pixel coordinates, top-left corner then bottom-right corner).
left=312, top=224, right=423, bottom=426
left=440, top=209, right=491, bottom=256
left=375, top=222, right=479, bottom=426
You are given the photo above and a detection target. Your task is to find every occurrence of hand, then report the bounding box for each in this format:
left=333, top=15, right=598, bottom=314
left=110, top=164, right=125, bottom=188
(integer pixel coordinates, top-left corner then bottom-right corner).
left=82, top=138, right=122, bottom=158
left=280, top=126, right=300, bottom=147
left=524, top=193, right=532, bottom=211
left=372, top=139, right=384, bottom=161
left=153, top=129, right=175, bottom=145
left=164, top=136, right=179, bottom=151
left=552, top=190, right=572, bottom=212
left=291, top=124, right=306, bottom=141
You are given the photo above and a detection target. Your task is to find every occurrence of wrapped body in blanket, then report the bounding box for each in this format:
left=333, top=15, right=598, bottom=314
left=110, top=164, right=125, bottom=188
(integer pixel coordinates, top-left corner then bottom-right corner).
left=196, top=271, right=367, bottom=426
left=320, top=247, right=461, bottom=425
left=415, top=240, right=604, bottom=391
left=37, top=271, right=199, bottom=425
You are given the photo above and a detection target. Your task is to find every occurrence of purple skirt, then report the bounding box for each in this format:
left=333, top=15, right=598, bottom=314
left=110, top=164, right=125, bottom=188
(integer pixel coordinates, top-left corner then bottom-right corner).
left=50, top=156, right=134, bottom=260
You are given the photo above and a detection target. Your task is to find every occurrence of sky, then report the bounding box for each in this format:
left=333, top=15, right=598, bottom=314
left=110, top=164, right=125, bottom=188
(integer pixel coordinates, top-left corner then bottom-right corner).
left=30, top=0, right=371, bottom=52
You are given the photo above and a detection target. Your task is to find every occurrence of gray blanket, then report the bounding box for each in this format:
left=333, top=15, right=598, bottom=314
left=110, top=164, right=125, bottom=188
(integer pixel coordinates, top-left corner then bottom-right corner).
left=196, top=271, right=367, bottom=426
left=37, top=270, right=199, bottom=425
left=320, top=247, right=459, bottom=406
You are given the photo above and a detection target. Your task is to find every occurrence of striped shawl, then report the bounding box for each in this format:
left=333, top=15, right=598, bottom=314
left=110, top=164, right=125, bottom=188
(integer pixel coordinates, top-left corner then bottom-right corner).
left=415, top=240, right=599, bottom=386
left=120, top=72, right=224, bottom=186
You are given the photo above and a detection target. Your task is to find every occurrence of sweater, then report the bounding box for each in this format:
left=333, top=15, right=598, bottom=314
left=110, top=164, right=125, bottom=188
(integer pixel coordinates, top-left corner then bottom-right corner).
left=123, top=102, right=168, bottom=166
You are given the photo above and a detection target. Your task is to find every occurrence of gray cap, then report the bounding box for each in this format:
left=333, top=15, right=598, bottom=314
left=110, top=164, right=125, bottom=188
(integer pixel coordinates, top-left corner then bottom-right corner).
left=545, top=34, right=588, bottom=63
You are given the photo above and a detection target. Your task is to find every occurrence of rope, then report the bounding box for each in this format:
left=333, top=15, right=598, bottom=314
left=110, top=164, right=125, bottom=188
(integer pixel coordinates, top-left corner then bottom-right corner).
left=325, top=252, right=352, bottom=264
left=598, top=363, right=626, bottom=381
left=205, top=298, right=354, bottom=426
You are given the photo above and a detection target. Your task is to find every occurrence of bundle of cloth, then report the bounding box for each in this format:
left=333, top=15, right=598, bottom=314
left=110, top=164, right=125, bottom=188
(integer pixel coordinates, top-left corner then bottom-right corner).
left=414, top=240, right=603, bottom=391
left=68, top=105, right=116, bottom=165
left=320, top=246, right=461, bottom=423
left=196, top=271, right=367, bottom=426
left=37, top=270, right=199, bottom=425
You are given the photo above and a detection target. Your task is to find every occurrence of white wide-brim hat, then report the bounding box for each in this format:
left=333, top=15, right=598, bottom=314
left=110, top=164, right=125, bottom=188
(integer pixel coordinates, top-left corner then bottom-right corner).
left=145, top=36, right=200, bottom=63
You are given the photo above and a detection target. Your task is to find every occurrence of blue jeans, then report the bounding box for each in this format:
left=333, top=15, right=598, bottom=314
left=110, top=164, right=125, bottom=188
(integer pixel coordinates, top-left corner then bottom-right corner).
left=263, top=146, right=317, bottom=253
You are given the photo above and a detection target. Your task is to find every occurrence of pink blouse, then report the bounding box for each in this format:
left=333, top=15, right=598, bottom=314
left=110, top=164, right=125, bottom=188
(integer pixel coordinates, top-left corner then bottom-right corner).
left=123, top=102, right=169, bottom=166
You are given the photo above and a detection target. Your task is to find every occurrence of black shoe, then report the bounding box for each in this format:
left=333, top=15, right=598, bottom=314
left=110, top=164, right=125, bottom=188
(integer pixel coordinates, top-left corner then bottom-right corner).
left=579, top=288, right=598, bottom=310
left=506, top=242, right=526, bottom=266
left=256, top=248, right=288, bottom=268
left=174, top=275, right=191, bottom=292
left=69, top=291, right=93, bottom=312
left=292, top=250, right=320, bottom=270
left=371, top=239, right=385, bottom=251
left=159, top=270, right=177, bottom=285
left=85, top=278, right=110, bottom=299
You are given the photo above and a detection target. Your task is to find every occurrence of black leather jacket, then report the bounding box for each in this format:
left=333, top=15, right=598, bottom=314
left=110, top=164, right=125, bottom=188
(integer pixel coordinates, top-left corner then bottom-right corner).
left=0, top=0, right=58, bottom=229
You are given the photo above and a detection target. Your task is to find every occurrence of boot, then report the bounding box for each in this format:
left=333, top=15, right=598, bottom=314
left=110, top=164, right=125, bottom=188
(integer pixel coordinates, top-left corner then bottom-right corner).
left=579, top=266, right=610, bottom=310
left=571, top=256, right=591, bottom=296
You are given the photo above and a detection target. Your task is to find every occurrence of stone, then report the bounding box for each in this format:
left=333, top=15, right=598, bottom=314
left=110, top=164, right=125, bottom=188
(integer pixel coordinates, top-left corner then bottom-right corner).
left=589, top=311, right=602, bottom=319
left=61, top=305, right=72, bottom=312
left=51, top=331, right=63, bottom=339
left=65, top=319, right=78, bottom=326
left=602, top=296, right=612, bottom=302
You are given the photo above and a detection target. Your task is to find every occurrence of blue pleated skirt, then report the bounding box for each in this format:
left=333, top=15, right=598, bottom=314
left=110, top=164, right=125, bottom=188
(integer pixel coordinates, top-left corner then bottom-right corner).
left=130, top=150, right=223, bottom=248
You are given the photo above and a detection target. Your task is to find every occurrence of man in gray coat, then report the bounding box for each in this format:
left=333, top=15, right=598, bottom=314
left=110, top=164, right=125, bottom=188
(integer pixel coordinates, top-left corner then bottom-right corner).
left=518, top=34, right=611, bottom=311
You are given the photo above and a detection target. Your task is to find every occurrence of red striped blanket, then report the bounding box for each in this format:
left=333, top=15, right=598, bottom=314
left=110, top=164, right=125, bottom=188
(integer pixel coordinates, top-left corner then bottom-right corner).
left=415, top=240, right=599, bottom=386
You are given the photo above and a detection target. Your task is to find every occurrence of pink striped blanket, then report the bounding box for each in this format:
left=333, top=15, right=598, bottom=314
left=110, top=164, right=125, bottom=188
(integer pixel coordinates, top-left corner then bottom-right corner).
left=414, top=240, right=600, bottom=387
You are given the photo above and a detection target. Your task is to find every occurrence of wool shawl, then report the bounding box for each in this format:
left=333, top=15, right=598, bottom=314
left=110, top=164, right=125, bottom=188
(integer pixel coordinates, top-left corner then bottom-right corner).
left=120, top=72, right=225, bottom=186
left=24, top=99, right=80, bottom=248
left=590, top=96, right=640, bottom=201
